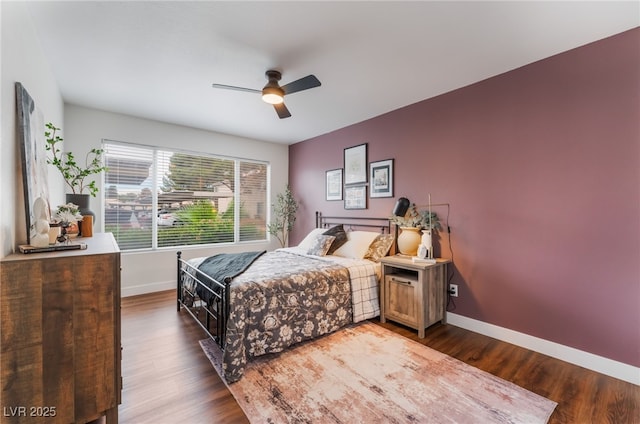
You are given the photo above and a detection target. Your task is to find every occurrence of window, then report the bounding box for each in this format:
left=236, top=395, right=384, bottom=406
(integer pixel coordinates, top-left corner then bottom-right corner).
left=103, top=141, right=268, bottom=251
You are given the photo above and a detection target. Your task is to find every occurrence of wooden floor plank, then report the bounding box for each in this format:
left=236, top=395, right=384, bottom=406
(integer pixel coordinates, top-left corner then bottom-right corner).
left=117, top=290, right=639, bottom=423
left=119, top=290, right=249, bottom=423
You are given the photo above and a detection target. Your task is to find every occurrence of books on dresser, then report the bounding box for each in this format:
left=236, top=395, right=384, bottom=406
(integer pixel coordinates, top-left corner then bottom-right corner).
left=19, top=242, right=87, bottom=254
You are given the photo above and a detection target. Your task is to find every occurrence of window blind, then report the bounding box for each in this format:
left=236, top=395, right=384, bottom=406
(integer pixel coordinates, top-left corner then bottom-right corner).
left=103, top=141, right=268, bottom=251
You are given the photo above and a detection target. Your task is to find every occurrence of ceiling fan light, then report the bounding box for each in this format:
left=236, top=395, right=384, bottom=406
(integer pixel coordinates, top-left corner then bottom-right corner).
left=262, top=86, right=284, bottom=104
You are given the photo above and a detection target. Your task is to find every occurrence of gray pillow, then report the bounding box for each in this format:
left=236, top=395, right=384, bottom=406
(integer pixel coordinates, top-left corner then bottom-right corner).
left=323, top=224, right=348, bottom=255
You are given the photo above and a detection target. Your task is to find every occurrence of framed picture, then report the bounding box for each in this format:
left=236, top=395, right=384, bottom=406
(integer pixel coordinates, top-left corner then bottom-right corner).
left=344, top=143, right=367, bottom=185
left=16, top=82, right=50, bottom=244
left=326, top=168, right=343, bottom=201
left=369, top=159, right=394, bottom=198
left=344, top=185, right=367, bottom=210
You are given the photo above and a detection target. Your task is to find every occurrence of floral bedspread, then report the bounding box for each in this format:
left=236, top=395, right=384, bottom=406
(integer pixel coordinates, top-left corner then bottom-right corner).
left=222, top=250, right=353, bottom=383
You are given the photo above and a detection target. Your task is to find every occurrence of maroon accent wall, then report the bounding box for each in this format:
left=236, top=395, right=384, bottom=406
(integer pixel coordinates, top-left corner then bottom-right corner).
left=289, top=28, right=639, bottom=367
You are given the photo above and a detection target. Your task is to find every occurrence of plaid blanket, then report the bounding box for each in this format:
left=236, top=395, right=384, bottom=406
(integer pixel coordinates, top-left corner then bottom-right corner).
left=315, top=254, right=380, bottom=322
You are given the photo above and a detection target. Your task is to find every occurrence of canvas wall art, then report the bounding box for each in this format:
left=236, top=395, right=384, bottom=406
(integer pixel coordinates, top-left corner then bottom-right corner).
left=16, top=82, right=50, bottom=244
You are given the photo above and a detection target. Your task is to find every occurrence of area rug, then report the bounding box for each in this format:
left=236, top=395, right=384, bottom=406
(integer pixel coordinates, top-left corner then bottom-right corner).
left=200, top=322, right=557, bottom=423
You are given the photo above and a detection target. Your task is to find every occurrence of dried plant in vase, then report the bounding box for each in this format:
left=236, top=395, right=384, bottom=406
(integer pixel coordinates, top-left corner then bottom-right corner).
left=389, top=203, right=441, bottom=231
left=390, top=203, right=442, bottom=256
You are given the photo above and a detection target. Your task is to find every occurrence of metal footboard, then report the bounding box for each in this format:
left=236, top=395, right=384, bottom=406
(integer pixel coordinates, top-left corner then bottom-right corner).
left=177, top=251, right=231, bottom=348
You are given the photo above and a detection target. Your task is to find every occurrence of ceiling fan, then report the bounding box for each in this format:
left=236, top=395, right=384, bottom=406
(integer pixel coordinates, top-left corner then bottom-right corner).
left=211, top=70, right=321, bottom=119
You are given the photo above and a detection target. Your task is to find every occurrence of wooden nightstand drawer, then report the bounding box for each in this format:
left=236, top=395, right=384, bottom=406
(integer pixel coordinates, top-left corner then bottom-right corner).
left=384, top=275, right=419, bottom=327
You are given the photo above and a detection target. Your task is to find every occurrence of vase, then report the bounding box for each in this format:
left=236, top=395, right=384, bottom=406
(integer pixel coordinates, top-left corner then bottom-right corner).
left=397, top=227, right=421, bottom=256
left=66, top=193, right=95, bottom=236
left=421, top=229, right=432, bottom=257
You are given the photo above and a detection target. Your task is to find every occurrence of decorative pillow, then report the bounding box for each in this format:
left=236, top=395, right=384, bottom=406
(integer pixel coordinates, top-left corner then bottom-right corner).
left=306, top=235, right=336, bottom=256
left=298, top=228, right=326, bottom=250
left=332, top=231, right=381, bottom=260
left=323, top=225, right=348, bottom=255
left=364, top=234, right=395, bottom=262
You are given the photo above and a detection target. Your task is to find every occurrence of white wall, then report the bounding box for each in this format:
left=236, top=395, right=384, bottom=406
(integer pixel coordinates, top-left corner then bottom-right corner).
left=1, top=1, right=64, bottom=257
left=0, top=2, right=289, bottom=295
left=64, top=104, right=289, bottom=296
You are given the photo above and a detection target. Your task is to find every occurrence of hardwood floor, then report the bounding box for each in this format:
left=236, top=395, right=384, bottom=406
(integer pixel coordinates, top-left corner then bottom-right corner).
left=120, top=290, right=248, bottom=423
left=119, top=290, right=639, bottom=423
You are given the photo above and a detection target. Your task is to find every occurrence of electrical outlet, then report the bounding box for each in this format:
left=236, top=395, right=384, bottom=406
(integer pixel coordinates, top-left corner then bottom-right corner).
left=449, top=284, right=458, bottom=297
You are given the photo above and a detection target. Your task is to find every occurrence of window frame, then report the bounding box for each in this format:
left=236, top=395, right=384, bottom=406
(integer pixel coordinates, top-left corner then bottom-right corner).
left=101, top=139, right=270, bottom=252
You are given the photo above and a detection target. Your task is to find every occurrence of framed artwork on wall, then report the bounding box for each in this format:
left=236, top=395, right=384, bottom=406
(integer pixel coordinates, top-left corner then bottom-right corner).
left=344, top=143, right=367, bottom=185
left=344, top=185, right=367, bottom=210
left=369, top=159, right=393, bottom=198
left=326, top=168, right=343, bottom=201
left=16, top=82, right=50, bottom=244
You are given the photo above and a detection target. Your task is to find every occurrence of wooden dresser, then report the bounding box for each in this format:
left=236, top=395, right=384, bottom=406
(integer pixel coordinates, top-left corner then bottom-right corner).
left=1, top=233, right=121, bottom=424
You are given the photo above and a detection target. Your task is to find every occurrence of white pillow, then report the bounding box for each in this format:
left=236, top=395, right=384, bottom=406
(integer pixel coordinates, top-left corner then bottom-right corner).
left=332, top=231, right=380, bottom=259
left=297, top=228, right=326, bottom=250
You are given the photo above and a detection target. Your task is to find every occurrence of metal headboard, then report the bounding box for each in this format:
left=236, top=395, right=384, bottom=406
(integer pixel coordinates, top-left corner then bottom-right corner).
left=315, top=211, right=391, bottom=234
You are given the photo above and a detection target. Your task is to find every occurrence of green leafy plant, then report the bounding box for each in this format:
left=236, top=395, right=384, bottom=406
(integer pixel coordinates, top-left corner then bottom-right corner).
left=45, top=122, right=108, bottom=197
left=267, top=185, right=299, bottom=248
left=175, top=200, right=219, bottom=225
left=390, top=203, right=441, bottom=230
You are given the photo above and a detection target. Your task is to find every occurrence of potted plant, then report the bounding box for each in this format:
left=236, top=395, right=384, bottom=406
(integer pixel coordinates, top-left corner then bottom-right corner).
left=45, top=122, right=107, bottom=232
left=389, top=203, right=441, bottom=255
left=45, top=122, right=107, bottom=197
left=267, top=185, right=299, bottom=248
left=389, top=203, right=441, bottom=230
left=52, top=202, right=83, bottom=242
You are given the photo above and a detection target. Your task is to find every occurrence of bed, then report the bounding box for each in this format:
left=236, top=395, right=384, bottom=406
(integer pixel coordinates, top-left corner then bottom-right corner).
left=177, top=212, right=395, bottom=382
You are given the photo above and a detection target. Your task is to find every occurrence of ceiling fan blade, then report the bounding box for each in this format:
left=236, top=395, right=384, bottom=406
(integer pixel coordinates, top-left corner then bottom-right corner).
left=281, top=75, right=321, bottom=95
left=211, top=83, right=260, bottom=94
left=274, top=102, right=291, bottom=119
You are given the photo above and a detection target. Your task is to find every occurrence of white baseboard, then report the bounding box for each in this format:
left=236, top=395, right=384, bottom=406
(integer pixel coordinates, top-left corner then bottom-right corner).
left=446, top=312, right=639, bottom=386
left=122, top=280, right=175, bottom=298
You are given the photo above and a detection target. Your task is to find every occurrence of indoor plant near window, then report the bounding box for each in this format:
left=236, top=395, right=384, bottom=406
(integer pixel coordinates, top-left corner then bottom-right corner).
left=267, top=185, right=299, bottom=248
left=45, top=123, right=107, bottom=234
left=389, top=203, right=441, bottom=255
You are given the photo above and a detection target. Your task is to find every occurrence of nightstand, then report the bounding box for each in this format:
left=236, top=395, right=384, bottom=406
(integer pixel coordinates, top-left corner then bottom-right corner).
left=379, top=255, right=451, bottom=338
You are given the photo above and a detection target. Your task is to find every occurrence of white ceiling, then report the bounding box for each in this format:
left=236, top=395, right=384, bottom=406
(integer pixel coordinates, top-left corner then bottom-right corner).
left=26, top=1, right=639, bottom=145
